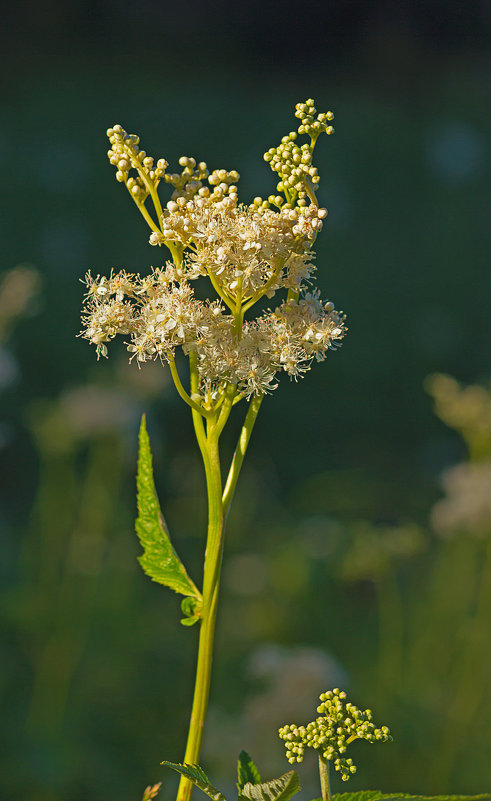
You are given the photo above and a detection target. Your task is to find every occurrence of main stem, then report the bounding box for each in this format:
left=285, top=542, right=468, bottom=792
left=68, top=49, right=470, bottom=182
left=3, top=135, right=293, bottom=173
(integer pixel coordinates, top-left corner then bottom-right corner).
left=176, top=360, right=262, bottom=801
left=177, top=422, right=224, bottom=801
left=318, top=754, right=332, bottom=801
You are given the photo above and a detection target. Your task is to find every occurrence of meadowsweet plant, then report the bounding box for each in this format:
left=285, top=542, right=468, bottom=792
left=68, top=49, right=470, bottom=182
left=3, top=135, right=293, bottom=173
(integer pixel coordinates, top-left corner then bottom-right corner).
left=80, top=98, right=346, bottom=799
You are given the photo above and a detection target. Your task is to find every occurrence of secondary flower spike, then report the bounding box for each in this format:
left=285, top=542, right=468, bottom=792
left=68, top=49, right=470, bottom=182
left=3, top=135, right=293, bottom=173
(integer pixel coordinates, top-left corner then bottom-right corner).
left=279, top=688, right=392, bottom=781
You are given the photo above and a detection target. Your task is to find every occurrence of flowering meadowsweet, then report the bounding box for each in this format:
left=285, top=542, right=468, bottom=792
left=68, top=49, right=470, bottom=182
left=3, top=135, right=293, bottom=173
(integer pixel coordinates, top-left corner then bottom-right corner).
left=81, top=100, right=347, bottom=409
left=278, top=688, right=391, bottom=781
left=82, top=102, right=350, bottom=801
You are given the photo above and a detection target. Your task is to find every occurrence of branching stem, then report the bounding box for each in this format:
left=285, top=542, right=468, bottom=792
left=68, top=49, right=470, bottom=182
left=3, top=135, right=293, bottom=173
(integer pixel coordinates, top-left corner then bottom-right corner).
left=222, top=395, right=263, bottom=519
left=168, top=355, right=211, bottom=417
left=205, top=266, right=236, bottom=311
left=125, top=185, right=160, bottom=233
left=242, top=259, right=285, bottom=313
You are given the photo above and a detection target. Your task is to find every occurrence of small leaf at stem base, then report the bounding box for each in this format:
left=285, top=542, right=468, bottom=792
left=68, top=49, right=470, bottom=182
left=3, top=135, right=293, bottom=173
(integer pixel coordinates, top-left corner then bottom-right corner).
left=239, top=771, right=300, bottom=801
left=237, top=751, right=262, bottom=790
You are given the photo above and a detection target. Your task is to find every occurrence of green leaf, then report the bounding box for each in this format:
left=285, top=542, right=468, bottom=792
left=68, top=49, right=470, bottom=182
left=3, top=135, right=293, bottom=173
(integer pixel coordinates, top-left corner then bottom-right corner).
left=237, top=751, right=261, bottom=790
left=332, top=793, right=491, bottom=801
left=330, top=793, right=381, bottom=801
left=239, top=771, right=300, bottom=801
left=136, top=415, right=202, bottom=606
left=181, top=596, right=202, bottom=626
left=160, top=761, right=226, bottom=801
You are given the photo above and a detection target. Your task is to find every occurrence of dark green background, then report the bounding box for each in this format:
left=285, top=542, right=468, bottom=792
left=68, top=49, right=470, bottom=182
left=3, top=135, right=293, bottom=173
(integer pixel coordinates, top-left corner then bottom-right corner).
left=1, top=2, right=490, bottom=800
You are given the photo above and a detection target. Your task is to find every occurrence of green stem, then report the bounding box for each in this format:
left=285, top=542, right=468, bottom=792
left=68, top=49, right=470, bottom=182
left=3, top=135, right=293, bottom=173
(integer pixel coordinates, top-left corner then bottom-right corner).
left=242, top=259, right=285, bottom=313
left=177, top=367, right=261, bottom=801
left=177, top=425, right=224, bottom=801
left=286, top=287, right=300, bottom=302
left=168, top=355, right=211, bottom=417
left=222, top=395, right=263, bottom=520
left=124, top=184, right=182, bottom=263
left=125, top=185, right=160, bottom=233
left=205, top=265, right=236, bottom=311
left=146, top=177, right=165, bottom=226
left=177, top=365, right=234, bottom=801
left=318, top=754, right=331, bottom=801
left=130, top=153, right=164, bottom=225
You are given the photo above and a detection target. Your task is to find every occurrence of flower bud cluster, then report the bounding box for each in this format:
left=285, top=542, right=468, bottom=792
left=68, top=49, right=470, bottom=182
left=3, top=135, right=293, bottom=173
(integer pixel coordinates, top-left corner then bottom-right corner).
left=163, top=159, right=240, bottom=205
left=259, top=99, right=334, bottom=211
left=160, top=165, right=240, bottom=210
left=107, top=124, right=168, bottom=202
left=162, top=156, right=210, bottom=201
left=107, top=126, right=240, bottom=210
left=278, top=688, right=391, bottom=782
left=295, top=98, right=334, bottom=139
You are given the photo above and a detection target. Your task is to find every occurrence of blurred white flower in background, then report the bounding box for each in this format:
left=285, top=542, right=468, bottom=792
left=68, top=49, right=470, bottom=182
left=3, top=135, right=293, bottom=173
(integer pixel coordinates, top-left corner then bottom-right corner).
left=431, top=461, right=491, bottom=538
left=245, top=643, right=347, bottom=732
left=60, top=385, right=135, bottom=437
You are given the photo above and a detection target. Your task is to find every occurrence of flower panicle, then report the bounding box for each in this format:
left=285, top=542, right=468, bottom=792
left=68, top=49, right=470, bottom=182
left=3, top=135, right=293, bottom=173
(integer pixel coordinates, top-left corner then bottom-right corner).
left=82, top=99, right=347, bottom=401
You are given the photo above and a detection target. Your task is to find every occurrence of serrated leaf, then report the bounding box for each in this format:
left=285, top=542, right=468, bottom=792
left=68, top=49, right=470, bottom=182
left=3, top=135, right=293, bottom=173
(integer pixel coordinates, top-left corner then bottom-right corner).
left=160, top=761, right=226, bottom=801
left=239, top=771, right=300, bottom=801
left=136, top=415, right=202, bottom=605
left=331, top=793, right=381, bottom=801
left=332, top=793, right=491, bottom=801
left=237, top=751, right=261, bottom=790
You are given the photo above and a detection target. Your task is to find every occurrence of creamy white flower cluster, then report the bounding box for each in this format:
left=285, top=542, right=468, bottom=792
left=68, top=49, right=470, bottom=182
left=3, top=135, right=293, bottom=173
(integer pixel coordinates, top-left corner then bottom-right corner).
left=83, top=100, right=347, bottom=404
left=149, top=198, right=323, bottom=297
left=279, top=688, right=391, bottom=781
left=81, top=267, right=346, bottom=399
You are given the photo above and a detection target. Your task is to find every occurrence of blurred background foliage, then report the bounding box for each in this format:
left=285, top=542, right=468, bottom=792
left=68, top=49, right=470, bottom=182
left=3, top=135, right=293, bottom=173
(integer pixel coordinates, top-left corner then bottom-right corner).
left=1, top=2, right=490, bottom=800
